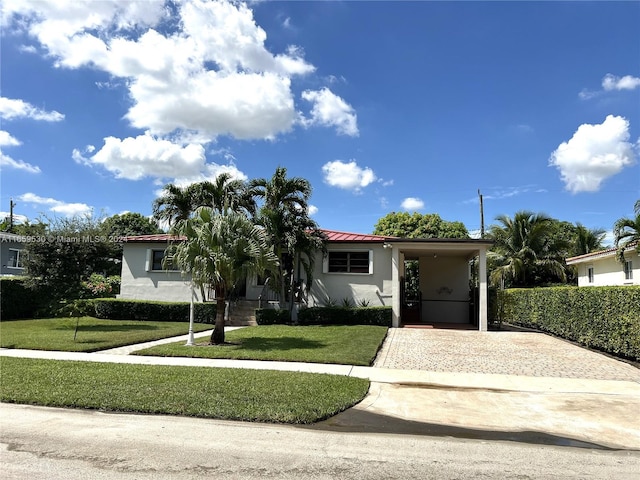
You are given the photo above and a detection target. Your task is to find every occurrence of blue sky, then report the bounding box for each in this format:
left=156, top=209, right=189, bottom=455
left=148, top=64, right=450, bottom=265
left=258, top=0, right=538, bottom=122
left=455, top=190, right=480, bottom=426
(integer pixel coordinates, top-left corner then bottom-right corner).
left=1, top=1, right=639, bottom=242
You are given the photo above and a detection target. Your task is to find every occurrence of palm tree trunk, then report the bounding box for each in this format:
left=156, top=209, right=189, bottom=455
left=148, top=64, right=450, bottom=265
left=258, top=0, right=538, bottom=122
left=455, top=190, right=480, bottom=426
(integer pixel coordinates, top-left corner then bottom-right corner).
left=211, top=286, right=226, bottom=344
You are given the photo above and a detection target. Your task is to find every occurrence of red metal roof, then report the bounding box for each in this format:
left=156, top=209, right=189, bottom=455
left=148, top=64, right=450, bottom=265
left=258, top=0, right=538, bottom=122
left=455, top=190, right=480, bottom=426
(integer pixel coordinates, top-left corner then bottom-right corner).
left=123, top=234, right=185, bottom=242
left=320, top=229, right=396, bottom=242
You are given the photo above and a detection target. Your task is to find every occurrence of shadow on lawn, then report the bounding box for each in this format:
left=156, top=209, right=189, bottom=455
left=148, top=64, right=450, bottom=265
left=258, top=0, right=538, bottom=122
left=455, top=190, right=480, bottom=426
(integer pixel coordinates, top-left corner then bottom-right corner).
left=236, top=336, right=326, bottom=352
left=54, top=324, right=160, bottom=333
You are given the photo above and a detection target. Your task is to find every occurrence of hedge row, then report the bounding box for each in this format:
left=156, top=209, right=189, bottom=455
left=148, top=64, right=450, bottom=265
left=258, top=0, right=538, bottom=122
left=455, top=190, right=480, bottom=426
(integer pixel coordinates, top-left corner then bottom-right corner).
left=256, top=306, right=392, bottom=326
left=501, top=286, right=640, bottom=361
left=0, top=277, right=51, bottom=319
left=93, top=298, right=217, bottom=324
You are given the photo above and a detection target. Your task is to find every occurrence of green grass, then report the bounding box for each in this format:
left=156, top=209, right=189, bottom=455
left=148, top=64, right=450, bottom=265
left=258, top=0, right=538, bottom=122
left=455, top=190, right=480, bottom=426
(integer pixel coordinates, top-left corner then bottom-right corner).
left=0, top=357, right=370, bottom=424
left=0, top=317, right=212, bottom=352
left=135, top=325, right=388, bottom=366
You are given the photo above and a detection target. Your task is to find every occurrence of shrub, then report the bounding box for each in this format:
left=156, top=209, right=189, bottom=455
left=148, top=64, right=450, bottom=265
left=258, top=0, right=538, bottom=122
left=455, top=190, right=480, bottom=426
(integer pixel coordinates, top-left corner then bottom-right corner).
left=0, top=277, right=51, bottom=319
left=93, top=298, right=217, bottom=323
left=501, top=286, right=640, bottom=361
left=256, top=306, right=392, bottom=326
left=80, top=274, right=121, bottom=298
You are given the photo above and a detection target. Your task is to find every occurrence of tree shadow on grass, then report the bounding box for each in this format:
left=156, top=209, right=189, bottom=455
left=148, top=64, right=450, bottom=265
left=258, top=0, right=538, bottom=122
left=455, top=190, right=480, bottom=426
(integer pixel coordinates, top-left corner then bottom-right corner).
left=235, top=336, right=326, bottom=352
left=53, top=324, right=160, bottom=332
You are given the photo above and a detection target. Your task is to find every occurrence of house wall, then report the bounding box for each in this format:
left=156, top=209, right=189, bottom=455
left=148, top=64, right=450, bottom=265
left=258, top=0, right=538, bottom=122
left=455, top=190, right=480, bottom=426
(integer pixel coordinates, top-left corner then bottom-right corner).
left=118, top=243, right=202, bottom=302
left=0, top=239, right=25, bottom=276
left=307, top=243, right=392, bottom=307
left=419, top=255, right=470, bottom=323
left=575, top=251, right=639, bottom=287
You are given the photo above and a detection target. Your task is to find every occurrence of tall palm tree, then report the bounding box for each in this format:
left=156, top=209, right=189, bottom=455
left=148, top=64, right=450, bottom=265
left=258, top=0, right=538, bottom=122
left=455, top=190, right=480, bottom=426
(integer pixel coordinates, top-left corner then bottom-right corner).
left=573, top=223, right=606, bottom=256
left=613, top=199, right=640, bottom=263
left=192, top=173, right=257, bottom=216
left=169, top=207, right=278, bottom=344
left=488, top=211, right=566, bottom=287
left=152, top=183, right=195, bottom=228
left=250, top=167, right=323, bottom=313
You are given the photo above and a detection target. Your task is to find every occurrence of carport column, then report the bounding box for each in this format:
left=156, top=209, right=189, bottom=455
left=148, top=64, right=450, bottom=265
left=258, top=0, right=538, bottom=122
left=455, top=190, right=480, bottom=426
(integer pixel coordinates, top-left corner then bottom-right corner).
left=479, top=247, right=488, bottom=332
left=391, top=245, right=401, bottom=328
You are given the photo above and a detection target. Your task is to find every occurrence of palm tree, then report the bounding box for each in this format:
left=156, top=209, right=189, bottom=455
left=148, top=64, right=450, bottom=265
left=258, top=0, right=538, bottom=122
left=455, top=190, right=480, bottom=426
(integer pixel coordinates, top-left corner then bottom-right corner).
left=613, top=199, right=640, bottom=263
left=488, top=211, right=566, bottom=287
left=573, top=223, right=606, bottom=256
left=250, top=167, right=324, bottom=313
left=152, top=183, right=196, bottom=228
left=192, top=173, right=257, bottom=216
left=169, top=207, right=278, bottom=344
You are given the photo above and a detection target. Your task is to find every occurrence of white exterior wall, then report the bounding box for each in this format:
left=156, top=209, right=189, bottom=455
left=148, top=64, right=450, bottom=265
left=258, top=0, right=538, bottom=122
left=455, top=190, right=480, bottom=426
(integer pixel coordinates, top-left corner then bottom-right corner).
left=575, top=251, right=639, bottom=287
left=119, top=243, right=201, bottom=302
left=308, top=244, right=392, bottom=307
left=419, top=255, right=470, bottom=323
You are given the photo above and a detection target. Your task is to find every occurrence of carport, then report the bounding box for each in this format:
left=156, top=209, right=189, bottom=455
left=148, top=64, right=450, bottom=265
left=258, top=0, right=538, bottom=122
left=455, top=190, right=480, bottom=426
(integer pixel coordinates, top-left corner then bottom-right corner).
left=387, top=238, right=493, bottom=331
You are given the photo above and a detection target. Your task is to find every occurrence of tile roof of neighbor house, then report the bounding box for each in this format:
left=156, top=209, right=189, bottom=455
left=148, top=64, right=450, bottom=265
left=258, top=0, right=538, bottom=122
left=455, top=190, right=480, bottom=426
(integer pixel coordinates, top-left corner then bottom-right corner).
left=123, top=230, right=395, bottom=243
left=124, top=234, right=185, bottom=243
left=566, top=242, right=638, bottom=265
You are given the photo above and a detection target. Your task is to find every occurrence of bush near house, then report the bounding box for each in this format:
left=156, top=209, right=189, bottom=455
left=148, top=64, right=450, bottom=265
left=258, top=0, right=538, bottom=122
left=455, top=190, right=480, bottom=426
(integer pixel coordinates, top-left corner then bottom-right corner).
left=256, top=306, right=392, bottom=326
left=0, top=277, right=51, bottom=319
left=93, top=298, right=217, bottom=324
left=501, top=286, right=640, bottom=361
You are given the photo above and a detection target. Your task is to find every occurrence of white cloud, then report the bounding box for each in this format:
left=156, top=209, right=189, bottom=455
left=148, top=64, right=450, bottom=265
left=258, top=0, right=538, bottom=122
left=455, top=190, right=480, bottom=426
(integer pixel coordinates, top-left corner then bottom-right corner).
left=401, top=197, right=424, bottom=211
left=322, top=160, right=376, bottom=192
left=2, top=0, right=333, bottom=142
left=0, top=97, right=64, bottom=121
left=79, top=133, right=206, bottom=181
left=602, top=74, right=640, bottom=92
left=0, top=130, right=21, bottom=147
left=19, top=192, right=92, bottom=216
left=171, top=162, right=248, bottom=189
left=308, top=205, right=318, bottom=216
left=0, top=130, right=41, bottom=173
left=549, top=115, right=637, bottom=193
left=301, top=88, right=359, bottom=136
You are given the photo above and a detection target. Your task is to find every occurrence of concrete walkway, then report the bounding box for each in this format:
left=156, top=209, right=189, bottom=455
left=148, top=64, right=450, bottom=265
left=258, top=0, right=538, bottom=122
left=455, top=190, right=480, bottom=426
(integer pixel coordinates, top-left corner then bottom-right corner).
left=2, top=327, right=640, bottom=450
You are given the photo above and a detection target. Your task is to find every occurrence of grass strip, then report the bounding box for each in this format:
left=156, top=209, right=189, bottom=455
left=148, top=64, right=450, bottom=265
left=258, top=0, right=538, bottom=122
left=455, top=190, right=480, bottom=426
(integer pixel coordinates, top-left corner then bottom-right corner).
left=0, top=357, right=370, bottom=424
left=0, top=317, right=212, bottom=352
left=135, top=325, right=388, bottom=366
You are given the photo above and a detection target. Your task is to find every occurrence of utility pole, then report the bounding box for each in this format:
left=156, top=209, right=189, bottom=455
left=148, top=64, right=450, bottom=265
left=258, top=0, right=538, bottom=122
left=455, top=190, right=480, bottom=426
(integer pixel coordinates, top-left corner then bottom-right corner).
left=478, top=189, right=484, bottom=238
left=9, top=198, right=16, bottom=232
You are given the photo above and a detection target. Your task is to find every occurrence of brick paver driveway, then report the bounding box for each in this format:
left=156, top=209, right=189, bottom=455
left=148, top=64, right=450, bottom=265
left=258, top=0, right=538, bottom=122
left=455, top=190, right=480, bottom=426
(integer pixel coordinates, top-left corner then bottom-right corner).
left=374, top=328, right=640, bottom=382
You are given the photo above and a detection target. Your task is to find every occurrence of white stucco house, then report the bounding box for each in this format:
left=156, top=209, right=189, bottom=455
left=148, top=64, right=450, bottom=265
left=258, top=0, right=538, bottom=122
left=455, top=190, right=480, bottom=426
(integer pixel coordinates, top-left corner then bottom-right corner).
left=118, top=230, right=493, bottom=330
left=566, top=243, right=639, bottom=287
left=0, top=232, right=25, bottom=276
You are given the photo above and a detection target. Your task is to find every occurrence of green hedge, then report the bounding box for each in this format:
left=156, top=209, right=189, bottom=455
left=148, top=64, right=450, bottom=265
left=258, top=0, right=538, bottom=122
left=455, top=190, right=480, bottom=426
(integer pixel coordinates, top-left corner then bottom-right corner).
left=256, top=306, right=392, bottom=326
left=501, top=286, right=640, bottom=361
left=0, top=277, right=51, bottom=319
left=93, top=298, right=217, bottom=324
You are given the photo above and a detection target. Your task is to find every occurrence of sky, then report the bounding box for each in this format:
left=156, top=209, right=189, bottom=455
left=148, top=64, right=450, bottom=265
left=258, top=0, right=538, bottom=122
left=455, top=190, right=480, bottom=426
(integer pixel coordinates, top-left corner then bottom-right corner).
left=1, top=0, right=639, bottom=243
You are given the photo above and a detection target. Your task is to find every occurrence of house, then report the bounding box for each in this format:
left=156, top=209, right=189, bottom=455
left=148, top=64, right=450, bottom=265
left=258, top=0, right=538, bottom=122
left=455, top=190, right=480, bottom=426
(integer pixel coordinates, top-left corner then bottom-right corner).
left=566, top=243, right=639, bottom=287
left=0, top=232, right=26, bottom=276
left=118, top=230, right=493, bottom=330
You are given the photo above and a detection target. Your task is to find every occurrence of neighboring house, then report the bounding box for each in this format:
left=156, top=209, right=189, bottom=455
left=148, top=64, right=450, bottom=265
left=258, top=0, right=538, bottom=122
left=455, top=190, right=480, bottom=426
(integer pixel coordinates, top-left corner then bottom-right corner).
left=566, top=243, right=639, bottom=287
left=119, top=230, right=493, bottom=330
left=0, top=232, right=26, bottom=276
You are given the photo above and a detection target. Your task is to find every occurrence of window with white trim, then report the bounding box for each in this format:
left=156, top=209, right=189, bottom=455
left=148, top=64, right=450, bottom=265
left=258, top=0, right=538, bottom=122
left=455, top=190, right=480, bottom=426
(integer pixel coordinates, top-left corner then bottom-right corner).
left=324, top=251, right=372, bottom=274
left=7, top=249, right=23, bottom=269
left=146, top=249, right=179, bottom=271
left=624, top=261, right=633, bottom=281
left=587, top=266, right=594, bottom=284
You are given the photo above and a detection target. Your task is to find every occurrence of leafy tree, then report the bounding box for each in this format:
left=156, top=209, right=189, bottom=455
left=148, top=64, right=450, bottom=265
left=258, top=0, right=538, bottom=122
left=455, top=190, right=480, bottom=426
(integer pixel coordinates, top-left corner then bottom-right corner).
left=487, top=211, right=567, bottom=287
left=250, top=167, right=325, bottom=316
left=614, top=199, right=640, bottom=262
left=0, top=219, right=47, bottom=236
left=168, top=207, right=278, bottom=344
left=101, top=212, right=162, bottom=238
left=373, top=212, right=469, bottom=238
left=23, top=214, right=117, bottom=302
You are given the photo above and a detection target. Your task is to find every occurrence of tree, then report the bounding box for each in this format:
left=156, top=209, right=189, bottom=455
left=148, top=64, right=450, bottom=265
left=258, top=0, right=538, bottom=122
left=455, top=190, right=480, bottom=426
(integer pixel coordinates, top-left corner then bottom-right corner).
left=152, top=183, right=196, bottom=228
left=169, top=207, right=278, bottom=344
left=613, top=199, right=640, bottom=263
left=373, top=212, right=469, bottom=239
left=250, top=167, right=325, bottom=314
left=573, top=223, right=606, bottom=256
left=192, top=173, right=257, bottom=216
left=487, top=211, right=567, bottom=287
left=101, top=212, right=162, bottom=238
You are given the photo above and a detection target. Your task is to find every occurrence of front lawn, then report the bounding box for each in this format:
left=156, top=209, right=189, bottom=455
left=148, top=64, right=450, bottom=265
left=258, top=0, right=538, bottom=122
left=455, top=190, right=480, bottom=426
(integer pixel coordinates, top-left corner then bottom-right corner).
left=135, top=325, right=388, bottom=366
left=0, top=357, right=370, bottom=424
left=0, top=317, right=211, bottom=352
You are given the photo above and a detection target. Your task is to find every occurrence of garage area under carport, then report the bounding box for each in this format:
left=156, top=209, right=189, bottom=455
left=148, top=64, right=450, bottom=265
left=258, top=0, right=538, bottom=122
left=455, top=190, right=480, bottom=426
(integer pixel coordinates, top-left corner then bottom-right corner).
left=387, top=238, right=493, bottom=331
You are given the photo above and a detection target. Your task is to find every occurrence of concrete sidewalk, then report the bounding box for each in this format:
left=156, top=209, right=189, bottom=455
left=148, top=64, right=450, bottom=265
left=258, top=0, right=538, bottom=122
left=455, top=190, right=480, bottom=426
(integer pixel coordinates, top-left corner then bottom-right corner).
left=2, top=329, right=640, bottom=450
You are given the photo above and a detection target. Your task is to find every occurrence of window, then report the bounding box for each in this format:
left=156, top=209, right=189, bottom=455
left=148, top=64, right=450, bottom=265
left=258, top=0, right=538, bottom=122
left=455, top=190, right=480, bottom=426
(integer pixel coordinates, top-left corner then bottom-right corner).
left=624, top=261, right=633, bottom=281
left=7, top=249, right=23, bottom=269
left=148, top=249, right=179, bottom=271
left=587, top=267, right=594, bottom=284
left=326, top=251, right=371, bottom=274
